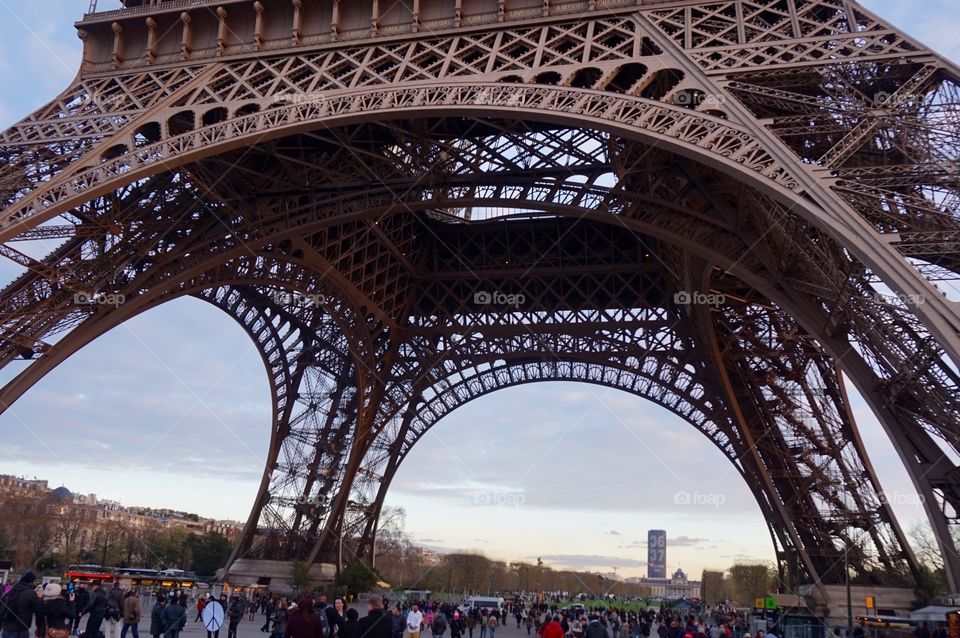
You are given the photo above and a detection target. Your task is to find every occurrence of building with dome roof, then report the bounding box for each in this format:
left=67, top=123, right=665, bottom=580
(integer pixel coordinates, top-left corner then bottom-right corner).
left=636, top=567, right=701, bottom=599
left=51, top=486, right=73, bottom=501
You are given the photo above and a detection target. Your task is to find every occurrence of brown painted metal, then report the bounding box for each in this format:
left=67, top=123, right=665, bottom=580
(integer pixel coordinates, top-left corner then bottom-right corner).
left=1, top=0, right=959, bottom=589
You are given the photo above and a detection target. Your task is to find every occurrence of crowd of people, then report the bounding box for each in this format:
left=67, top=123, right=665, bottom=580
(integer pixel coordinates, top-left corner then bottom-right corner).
left=2, top=576, right=790, bottom=638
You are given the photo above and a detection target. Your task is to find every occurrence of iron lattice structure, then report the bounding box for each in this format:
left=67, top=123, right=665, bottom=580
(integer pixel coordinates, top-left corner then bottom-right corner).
left=2, top=0, right=960, bottom=590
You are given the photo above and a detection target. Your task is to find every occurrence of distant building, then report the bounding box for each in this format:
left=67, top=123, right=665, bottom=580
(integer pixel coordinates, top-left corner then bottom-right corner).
left=638, top=568, right=701, bottom=599
left=0, top=475, right=48, bottom=497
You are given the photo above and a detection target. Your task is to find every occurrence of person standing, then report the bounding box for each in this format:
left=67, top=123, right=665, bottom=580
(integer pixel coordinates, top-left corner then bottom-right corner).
left=228, top=598, right=245, bottom=638
left=487, top=614, right=498, bottom=638
left=404, top=605, right=423, bottom=638
left=161, top=595, right=187, bottom=638
left=328, top=600, right=346, bottom=638
left=120, top=590, right=141, bottom=638
left=271, top=601, right=291, bottom=638
left=358, top=598, right=392, bottom=638
left=72, top=587, right=89, bottom=636
left=36, top=583, right=76, bottom=638
left=196, top=597, right=207, bottom=624
left=204, top=595, right=228, bottom=638
left=283, top=599, right=323, bottom=638
left=342, top=609, right=360, bottom=638
left=0, top=571, right=39, bottom=638
left=149, top=596, right=166, bottom=638
left=81, top=581, right=108, bottom=638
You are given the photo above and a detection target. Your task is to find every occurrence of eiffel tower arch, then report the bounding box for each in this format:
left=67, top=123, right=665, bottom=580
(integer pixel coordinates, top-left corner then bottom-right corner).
left=1, top=0, right=959, bottom=595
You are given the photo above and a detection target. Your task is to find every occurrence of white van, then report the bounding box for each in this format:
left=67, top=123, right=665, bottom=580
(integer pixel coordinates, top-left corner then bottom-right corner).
left=463, top=596, right=505, bottom=612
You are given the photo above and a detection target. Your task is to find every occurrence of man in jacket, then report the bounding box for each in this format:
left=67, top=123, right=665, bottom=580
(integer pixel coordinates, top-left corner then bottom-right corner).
left=81, top=581, right=108, bottom=638
left=149, top=596, right=166, bottom=638
left=358, top=598, right=392, bottom=638
left=161, top=597, right=187, bottom=638
left=120, top=591, right=141, bottom=638
left=227, top=597, right=245, bottom=638
left=585, top=616, right=608, bottom=638
left=1, top=572, right=39, bottom=638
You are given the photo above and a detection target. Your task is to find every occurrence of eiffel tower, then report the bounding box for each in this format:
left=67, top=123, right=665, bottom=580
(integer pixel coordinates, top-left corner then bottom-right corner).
left=1, top=0, right=959, bottom=598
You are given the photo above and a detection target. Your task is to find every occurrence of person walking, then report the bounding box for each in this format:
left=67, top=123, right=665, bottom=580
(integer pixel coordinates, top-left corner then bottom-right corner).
left=103, top=585, right=125, bottom=638
left=487, top=614, right=498, bottom=638
left=36, top=583, right=76, bottom=638
left=404, top=605, right=423, bottom=638
left=260, top=601, right=275, bottom=634
left=149, top=596, right=166, bottom=638
left=120, top=591, right=141, bottom=638
left=81, top=581, right=108, bottom=638
left=196, top=598, right=207, bottom=624
left=430, top=611, right=447, bottom=638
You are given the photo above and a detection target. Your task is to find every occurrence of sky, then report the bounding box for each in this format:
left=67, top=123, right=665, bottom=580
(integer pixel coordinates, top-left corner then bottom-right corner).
left=0, top=0, right=958, bottom=582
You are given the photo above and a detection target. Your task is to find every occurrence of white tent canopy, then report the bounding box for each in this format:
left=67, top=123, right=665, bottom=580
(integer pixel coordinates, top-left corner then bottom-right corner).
left=909, top=606, right=960, bottom=623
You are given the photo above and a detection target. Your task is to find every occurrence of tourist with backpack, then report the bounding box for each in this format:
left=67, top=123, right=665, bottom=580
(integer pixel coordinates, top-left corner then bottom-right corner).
left=103, top=585, right=124, bottom=638
left=487, top=614, right=498, bottom=638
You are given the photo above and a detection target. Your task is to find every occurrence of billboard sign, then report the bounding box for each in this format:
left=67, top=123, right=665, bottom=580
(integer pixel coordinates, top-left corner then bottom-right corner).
left=648, top=529, right=666, bottom=578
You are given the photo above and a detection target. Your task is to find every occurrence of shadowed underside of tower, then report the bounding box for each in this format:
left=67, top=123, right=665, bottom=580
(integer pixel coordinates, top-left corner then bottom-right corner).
left=1, top=0, right=960, bottom=592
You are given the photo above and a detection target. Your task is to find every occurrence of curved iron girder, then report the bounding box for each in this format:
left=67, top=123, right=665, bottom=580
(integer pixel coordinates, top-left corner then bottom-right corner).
left=0, top=161, right=948, bottom=592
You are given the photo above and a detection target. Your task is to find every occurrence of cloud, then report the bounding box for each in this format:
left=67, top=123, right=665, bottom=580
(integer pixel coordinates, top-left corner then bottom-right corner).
left=535, top=554, right=649, bottom=570
left=606, top=530, right=621, bottom=536
left=671, top=536, right=710, bottom=548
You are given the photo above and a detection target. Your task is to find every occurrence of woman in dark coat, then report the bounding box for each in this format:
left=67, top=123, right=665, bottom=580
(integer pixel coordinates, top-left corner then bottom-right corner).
left=284, top=599, right=323, bottom=638
left=36, top=584, right=75, bottom=638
